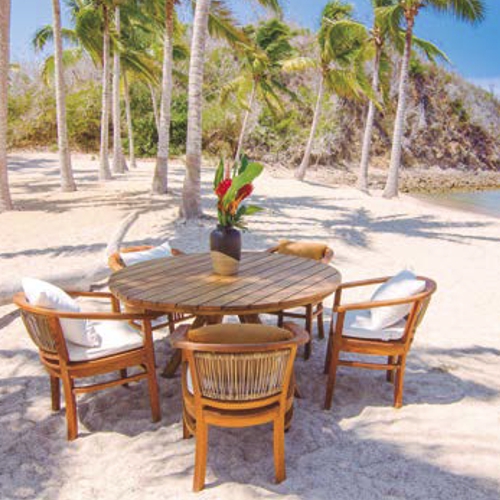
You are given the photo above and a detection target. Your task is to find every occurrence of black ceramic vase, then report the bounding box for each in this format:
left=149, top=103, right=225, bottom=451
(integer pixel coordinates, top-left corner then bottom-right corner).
left=210, top=225, right=242, bottom=276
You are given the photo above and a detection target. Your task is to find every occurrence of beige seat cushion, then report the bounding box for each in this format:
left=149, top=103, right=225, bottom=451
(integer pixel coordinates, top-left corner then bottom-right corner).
left=187, top=323, right=293, bottom=344
left=67, top=320, right=144, bottom=362
left=335, top=309, right=406, bottom=342
left=276, top=240, right=327, bottom=261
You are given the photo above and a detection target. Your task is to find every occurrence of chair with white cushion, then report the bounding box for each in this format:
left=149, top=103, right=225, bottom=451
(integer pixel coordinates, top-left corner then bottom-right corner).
left=324, top=272, right=436, bottom=410
left=14, top=281, right=162, bottom=440
left=108, top=242, right=192, bottom=333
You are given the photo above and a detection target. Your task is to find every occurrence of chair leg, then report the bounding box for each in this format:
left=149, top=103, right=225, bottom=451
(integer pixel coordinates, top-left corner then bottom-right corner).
left=394, top=355, right=407, bottom=409
left=386, top=356, right=396, bottom=383
left=317, top=303, right=325, bottom=340
left=193, top=420, right=209, bottom=492
left=146, top=362, right=161, bottom=423
left=277, top=311, right=284, bottom=328
left=119, top=368, right=129, bottom=388
left=324, top=345, right=340, bottom=410
left=183, top=414, right=192, bottom=439
left=168, top=313, right=176, bottom=334
left=61, top=374, right=78, bottom=441
left=323, top=316, right=335, bottom=374
left=273, top=415, right=286, bottom=484
left=50, top=376, right=60, bottom=412
left=304, top=304, right=313, bottom=360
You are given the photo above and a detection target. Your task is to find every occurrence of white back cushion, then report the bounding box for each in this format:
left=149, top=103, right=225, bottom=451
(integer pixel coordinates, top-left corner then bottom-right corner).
left=22, top=278, right=100, bottom=348
left=120, top=241, right=172, bottom=267
left=370, top=270, right=426, bottom=330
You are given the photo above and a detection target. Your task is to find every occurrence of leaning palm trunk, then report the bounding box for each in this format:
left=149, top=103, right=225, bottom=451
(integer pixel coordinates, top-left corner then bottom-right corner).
left=123, top=71, right=137, bottom=168
left=295, top=75, right=325, bottom=181
left=358, top=48, right=381, bottom=192
left=52, top=0, right=76, bottom=192
left=383, top=22, right=413, bottom=198
left=0, top=0, right=13, bottom=211
left=112, top=5, right=127, bottom=174
left=152, top=0, right=174, bottom=194
left=148, top=83, right=160, bottom=131
left=99, top=4, right=112, bottom=180
left=234, top=79, right=257, bottom=165
left=182, top=0, right=212, bottom=218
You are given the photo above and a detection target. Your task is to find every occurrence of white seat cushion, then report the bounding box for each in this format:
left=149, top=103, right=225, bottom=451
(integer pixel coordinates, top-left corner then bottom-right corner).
left=22, top=278, right=99, bottom=347
left=336, top=309, right=406, bottom=342
left=370, top=270, right=426, bottom=330
left=67, top=320, right=144, bottom=362
left=120, top=242, right=172, bottom=267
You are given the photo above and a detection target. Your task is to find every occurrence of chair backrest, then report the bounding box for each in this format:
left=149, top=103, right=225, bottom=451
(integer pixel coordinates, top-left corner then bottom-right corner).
left=403, top=277, right=437, bottom=343
left=268, top=240, right=334, bottom=264
left=193, top=349, right=292, bottom=401
left=14, top=292, right=67, bottom=358
left=174, top=324, right=308, bottom=405
left=108, top=245, right=154, bottom=272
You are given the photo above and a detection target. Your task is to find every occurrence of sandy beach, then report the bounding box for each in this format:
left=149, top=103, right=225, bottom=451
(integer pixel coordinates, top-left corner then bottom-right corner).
left=1, top=152, right=499, bottom=499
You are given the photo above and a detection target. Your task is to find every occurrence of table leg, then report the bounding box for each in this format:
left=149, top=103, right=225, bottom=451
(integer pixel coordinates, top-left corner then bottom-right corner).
left=238, top=314, right=262, bottom=324
left=161, top=315, right=224, bottom=378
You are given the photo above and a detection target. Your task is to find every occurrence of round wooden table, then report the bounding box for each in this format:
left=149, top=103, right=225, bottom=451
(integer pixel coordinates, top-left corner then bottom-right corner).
left=109, top=252, right=341, bottom=376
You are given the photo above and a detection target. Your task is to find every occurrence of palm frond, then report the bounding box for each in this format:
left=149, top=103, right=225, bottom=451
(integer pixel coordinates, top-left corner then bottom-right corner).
left=411, top=34, right=449, bottom=63
left=281, top=56, right=317, bottom=72
left=428, top=0, right=485, bottom=23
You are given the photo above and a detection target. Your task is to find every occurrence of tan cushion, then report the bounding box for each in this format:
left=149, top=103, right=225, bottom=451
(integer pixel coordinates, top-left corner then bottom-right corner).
left=276, top=240, right=327, bottom=261
left=187, top=323, right=293, bottom=344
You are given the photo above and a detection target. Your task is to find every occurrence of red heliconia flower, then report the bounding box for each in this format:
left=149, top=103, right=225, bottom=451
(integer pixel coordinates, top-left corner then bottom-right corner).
left=215, top=179, right=232, bottom=198
left=236, top=183, right=253, bottom=202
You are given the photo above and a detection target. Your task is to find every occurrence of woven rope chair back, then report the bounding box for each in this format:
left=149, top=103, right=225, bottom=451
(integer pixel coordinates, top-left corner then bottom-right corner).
left=20, top=311, right=58, bottom=354
left=193, top=349, right=292, bottom=401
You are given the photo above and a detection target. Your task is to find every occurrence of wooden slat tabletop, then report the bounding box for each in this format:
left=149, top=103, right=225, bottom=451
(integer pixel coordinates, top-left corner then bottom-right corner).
left=108, top=252, right=341, bottom=315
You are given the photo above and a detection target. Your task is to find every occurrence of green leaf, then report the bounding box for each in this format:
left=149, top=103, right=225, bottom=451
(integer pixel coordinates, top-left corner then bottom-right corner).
left=238, top=154, right=249, bottom=174
left=222, top=162, right=264, bottom=207
left=244, top=205, right=264, bottom=215
left=214, top=158, right=224, bottom=189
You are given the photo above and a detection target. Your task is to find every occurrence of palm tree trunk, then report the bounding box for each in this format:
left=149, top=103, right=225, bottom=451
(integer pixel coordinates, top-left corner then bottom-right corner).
left=295, top=74, right=324, bottom=181
left=152, top=0, right=174, bottom=194
left=358, top=47, right=381, bottom=192
left=148, top=83, right=160, bottom=131
left=99, top=3, right=112, bottom=181
left=123, top=71, right=137, bottom=169
left=112, top=5, right=127, bottom=174
left=234, top=79, right=257, bottom=165
left=52, top=0, right=76, bottom=192
left=182, top=0, right=212, bottom=218
left=0, top=0, right=13, bottom=211
left=383, top=19, right=414, bottom=199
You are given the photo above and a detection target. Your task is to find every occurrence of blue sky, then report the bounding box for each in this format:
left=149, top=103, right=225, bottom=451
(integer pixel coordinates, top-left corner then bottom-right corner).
left=10, top=0, right=500, bottom=92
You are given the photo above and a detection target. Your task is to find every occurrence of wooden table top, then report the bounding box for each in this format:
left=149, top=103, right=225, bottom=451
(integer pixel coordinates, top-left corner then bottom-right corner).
left=108, top=252, right=341, bottom=316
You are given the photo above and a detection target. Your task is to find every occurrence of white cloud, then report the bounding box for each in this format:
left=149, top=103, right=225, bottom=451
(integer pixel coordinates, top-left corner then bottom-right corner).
left=469, top=77, right=500, bottom=97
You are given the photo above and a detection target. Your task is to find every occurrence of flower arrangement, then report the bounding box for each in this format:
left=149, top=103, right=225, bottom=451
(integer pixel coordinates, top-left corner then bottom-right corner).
left=213, top=155, right=264, bottom=230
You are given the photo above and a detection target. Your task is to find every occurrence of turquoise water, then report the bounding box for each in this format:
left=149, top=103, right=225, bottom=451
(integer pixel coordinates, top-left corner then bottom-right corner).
left=417, top=190, right=500, bottom=218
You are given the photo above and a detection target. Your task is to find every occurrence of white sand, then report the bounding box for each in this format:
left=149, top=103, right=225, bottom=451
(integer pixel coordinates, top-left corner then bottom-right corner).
left=1, top=152, right=499, bottom=499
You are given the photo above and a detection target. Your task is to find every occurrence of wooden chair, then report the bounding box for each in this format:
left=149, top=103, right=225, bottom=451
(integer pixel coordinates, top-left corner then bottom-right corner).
left=171, top=322, right=309, bottom=491
left=323, top=276, right=437, bottom=410
left=108, top=245, right=192, bottom=333
left=266, top=240, right=334, bottom=359
left=13, top=290, right=162, bottom=440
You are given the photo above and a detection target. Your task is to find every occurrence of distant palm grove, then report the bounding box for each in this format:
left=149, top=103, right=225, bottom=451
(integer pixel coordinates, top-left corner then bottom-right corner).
left=0, top=0, right=491, bottom=216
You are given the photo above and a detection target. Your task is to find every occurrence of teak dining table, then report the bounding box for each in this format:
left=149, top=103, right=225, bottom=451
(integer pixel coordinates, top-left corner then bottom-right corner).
left=108, top=251, right=341, bottom=377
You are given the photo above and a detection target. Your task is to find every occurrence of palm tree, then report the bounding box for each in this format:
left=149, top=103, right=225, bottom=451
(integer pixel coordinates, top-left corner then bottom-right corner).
left=290, top=1, right=371, bottom=181
left=382, top=0, right=484, bottom=198
left=112, top=3, right=127, bottom=174
left=357, top=0, right=448, bottom=192
left=51, top=0, right=77, bottom=192
left=223, top=19, right=296, bottom=164
left=0, top=0, right=13, bottom=211
left=152, top=0, right=176, bottom=194
left=99, top=1, right=113, bottom=180
left=182, top=0, right=282, bottom=219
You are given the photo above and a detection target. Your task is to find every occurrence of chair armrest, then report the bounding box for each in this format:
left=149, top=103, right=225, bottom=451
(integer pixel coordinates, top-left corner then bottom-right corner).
left=282, top=322, right=310, bottom=345
left=336, top=276, right=391, bottom=291
left=66, top=291, right=115, bottom=299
